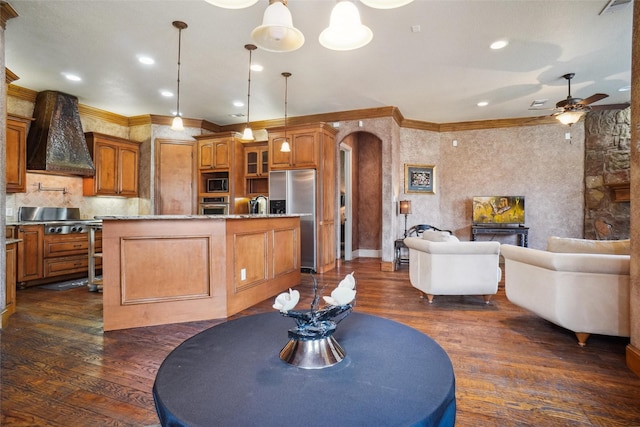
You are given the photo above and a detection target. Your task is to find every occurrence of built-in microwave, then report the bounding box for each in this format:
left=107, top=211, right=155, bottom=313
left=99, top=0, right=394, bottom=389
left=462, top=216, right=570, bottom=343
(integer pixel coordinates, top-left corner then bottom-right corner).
left=207, top=178, right=229, bottom=193
left=199, top=196, right=229, bottom=215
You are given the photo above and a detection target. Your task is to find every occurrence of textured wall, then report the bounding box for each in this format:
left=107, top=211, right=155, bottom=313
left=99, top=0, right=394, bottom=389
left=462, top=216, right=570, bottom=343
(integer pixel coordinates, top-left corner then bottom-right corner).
left=584, top=108, right=631, bottom=240
left=356, top=132, right=382, bottom=250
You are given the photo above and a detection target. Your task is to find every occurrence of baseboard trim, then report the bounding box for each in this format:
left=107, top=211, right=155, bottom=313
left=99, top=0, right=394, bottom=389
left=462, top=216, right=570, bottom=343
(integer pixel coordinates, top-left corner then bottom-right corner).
left=626, top=344, right=640, bottom=377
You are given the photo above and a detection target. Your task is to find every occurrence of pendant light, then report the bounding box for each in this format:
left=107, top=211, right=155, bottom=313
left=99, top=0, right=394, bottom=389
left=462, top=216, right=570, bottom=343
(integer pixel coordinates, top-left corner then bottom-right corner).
left=360, top=0, right=414, bottom=8
left=205, top=0, right=259, bottom=8
left=171, top=21, right=187, bottom=131
left=242, top=44, right=257, bottom=141
left=319, top=1, right=373, bottom=51
left=280, top=72, right=292, bottom=153
left=251, top=0, right=305, bottom=53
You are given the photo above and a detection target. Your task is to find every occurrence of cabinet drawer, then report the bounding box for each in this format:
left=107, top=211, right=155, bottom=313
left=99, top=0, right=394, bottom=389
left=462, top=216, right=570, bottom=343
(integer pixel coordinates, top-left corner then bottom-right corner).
left=44, top=255, right=88, bottom=277
left=44, top=236, right=89, bottom=258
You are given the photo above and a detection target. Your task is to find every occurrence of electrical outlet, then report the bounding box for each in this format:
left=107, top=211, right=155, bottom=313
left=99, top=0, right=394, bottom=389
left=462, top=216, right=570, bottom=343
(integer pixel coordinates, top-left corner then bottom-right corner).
left=241, top=268, right=246, bottom=281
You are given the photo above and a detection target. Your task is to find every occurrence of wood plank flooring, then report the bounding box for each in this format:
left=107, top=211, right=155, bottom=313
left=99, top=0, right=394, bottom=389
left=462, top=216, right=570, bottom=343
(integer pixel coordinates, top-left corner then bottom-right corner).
left=2, top=258, right=640, bottom=426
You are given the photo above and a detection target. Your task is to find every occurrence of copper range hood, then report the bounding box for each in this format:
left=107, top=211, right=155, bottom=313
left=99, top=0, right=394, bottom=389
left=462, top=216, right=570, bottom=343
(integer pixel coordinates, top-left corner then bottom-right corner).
left=26, top=90, right=95, bottom=176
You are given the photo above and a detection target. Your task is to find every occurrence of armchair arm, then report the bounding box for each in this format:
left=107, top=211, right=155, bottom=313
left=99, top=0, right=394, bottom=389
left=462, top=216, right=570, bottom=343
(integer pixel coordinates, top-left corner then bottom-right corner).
left=500, top=244, right=629, bottom=275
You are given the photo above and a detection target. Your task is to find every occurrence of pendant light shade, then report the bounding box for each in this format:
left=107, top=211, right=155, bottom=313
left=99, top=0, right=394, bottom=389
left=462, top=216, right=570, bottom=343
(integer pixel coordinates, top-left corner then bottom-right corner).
left=170, top=21, right=187, bottom=131
left=319, top=1, right=373, bottom=51
left=359, top=0, right=414, bottom=9
left=242, top=44, right=257, bottom=141
left=251, top=0, right=305, bottom=53
left=280, top=72, right=292, bottom=153
left=205, top=0, right=259, bottom=9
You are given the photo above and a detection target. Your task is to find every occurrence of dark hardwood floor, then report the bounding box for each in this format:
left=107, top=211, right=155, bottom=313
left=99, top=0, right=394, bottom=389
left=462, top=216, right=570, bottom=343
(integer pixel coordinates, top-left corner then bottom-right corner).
left=2, top=258, right=639, bottom=426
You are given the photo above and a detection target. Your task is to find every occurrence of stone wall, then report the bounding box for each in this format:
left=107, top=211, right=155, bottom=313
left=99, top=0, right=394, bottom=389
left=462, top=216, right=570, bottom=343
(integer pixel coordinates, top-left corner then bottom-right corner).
left=584, top=108, right=631, bottom=240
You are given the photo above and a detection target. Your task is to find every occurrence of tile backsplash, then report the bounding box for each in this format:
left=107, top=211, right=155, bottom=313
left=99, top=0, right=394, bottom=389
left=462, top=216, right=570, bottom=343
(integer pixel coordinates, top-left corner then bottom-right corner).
left=6, top=172, right=140, bottom=221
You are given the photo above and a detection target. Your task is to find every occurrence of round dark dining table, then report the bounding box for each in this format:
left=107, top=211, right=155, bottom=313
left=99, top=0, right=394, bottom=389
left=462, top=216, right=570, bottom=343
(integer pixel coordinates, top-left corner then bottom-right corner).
left=153, top=312, right=456, bottom=427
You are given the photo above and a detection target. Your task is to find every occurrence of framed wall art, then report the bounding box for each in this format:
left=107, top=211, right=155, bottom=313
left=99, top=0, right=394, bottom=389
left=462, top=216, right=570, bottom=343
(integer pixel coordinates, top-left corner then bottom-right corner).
left=405, top=164, right=436, bottom=194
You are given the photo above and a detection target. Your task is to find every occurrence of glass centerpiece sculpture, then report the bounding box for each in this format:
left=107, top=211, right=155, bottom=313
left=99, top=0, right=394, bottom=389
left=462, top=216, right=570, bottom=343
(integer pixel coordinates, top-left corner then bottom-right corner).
left=273, top=273, right=356, bottom=369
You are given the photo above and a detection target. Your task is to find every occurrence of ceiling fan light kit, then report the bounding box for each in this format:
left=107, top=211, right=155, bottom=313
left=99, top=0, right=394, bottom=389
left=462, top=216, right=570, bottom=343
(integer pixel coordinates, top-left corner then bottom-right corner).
left=250, top=0, right=305, bottom=53
left=319, top=1, right=373, bottom=51
left=553, top=73, right=609, bottom=126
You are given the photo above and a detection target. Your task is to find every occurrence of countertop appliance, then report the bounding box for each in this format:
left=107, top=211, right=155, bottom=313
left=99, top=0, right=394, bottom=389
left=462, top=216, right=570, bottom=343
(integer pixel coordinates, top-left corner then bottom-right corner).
left=249, top=195, right=268, bottom=215
left=269, top=169, right=316, bottom=272
left=18, top=206, right=100, bottom=234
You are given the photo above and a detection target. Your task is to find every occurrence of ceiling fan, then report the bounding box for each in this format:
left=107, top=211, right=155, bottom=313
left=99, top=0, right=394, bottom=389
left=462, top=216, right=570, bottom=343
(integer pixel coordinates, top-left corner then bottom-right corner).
left=551, top=73, right=609, bottom=125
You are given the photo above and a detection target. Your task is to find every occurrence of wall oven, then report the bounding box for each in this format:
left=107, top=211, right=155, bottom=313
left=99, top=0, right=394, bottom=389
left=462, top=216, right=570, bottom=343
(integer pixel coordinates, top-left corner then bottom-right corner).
left=199, top=196, right=229, bottom=215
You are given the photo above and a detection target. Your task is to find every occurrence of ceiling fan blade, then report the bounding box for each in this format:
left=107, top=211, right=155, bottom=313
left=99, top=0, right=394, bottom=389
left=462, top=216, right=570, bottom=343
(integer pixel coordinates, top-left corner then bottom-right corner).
left=578, top=93, right=609, bottom=106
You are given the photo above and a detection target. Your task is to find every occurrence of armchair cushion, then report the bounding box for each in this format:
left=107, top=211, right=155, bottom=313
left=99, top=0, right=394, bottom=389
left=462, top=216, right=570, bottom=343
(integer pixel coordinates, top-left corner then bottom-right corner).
left=422, top=230, right=460, bottom=242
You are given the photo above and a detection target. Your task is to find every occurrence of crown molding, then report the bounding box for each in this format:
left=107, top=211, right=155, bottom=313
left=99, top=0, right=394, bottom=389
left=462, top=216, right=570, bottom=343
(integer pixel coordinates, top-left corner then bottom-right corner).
left=0, top=2, right=18, bottom=30
left=7, top=83, right=625, bottom=133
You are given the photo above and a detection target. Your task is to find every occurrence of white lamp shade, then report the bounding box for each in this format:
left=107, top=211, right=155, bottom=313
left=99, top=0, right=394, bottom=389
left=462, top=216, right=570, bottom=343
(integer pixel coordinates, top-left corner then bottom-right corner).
left=204, top=0, right=259, bottom=9
left=242, top=126, right=255, bottom=141
left=251, top=1, right=305, bottom=52
left=556, top=110, right=585, bottom=126
left=319, top=1, right=373, bottom=51
left=171, top=116, right=184, bottom=131
left=280, top=140, right=291, bottom=153
left=360, top=0, right=414, bottom=9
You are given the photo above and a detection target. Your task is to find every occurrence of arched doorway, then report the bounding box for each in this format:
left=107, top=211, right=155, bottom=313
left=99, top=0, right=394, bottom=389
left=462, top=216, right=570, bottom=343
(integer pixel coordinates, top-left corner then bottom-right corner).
left=339, top=131, right=383, bottom=260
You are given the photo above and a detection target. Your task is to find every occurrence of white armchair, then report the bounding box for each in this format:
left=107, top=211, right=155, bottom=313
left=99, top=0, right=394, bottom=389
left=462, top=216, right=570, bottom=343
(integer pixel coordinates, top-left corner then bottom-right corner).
left=404, top=231, right=501, bottom=304
left=501, top=237, right=630, bottom=346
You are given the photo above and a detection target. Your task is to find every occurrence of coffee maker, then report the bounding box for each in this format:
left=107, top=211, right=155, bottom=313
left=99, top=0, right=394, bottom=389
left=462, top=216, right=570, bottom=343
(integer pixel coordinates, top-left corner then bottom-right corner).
left=249, top=195, right=268, bottom=215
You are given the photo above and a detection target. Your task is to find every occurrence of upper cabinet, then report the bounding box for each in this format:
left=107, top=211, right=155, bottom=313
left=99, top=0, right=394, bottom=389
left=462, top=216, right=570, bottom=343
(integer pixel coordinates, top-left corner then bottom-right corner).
left=198, top=137, right=231, bottom=170
left=244, top=143, right=269, bottom=197
left=269, top=125, right=321, bottom=170
left=5, top=115, right=30, bottom=193
left=83, top=132, right=141, bottom=197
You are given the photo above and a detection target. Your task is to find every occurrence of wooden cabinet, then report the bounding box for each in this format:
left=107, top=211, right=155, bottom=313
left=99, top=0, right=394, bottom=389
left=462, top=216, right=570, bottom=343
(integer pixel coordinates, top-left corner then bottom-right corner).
left=83, top=132, right=141, bottom=197
left=268, top=123, right=338, bottom=273
left=244, top=143, right=269, bottom=197
left=6, top=115, right=30, bottom=193
left=269, top=126, right=320, bottom=170
left=198, top=138, right=231, bottom=170
left=17, top=225, right=44, bottom=284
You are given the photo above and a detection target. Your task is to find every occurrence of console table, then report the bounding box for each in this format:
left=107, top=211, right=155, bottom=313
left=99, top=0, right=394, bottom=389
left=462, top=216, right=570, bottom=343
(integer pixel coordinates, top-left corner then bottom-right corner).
left=471, top=225, right=529, bottom=247
left=153, top=312, right=456, bottom=427
left=394, top=238, right=410, bottom=268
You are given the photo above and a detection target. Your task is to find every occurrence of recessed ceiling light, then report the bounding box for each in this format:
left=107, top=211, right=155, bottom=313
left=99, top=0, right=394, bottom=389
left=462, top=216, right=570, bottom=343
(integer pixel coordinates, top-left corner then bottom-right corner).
left=477, top=101, right=489, bottom=107
left=619, top=85, right=631, bottom=92
left=233, top=100, right=245, bottom=107
left=160, top=90, right=173, bottom=97
left=530, top=99, right=548, bottom=108
left=138, top=55, right=155, bottom=65
left=230, top=113, right=245, bottom=118
left=251, top=64, right=263, bottom=72
left=490, top=40, right=508, bottom=50
left=62, top=72, right=81, bottom=82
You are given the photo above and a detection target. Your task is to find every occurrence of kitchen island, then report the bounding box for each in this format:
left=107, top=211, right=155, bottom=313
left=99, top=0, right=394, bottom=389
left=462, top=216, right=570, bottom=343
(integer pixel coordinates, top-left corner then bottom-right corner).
left=98, top=215, right=302, bottom=331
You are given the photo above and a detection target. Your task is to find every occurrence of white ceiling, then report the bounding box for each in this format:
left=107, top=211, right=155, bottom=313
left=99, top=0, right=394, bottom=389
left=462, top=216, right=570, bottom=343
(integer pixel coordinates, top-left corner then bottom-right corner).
left=4, top=0, right=633, bottom=126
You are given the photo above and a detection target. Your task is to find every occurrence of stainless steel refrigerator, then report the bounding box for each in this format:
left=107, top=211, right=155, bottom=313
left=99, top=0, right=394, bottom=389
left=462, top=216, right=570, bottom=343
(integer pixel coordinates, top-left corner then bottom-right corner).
left=269, top=169, right=316, bottom=272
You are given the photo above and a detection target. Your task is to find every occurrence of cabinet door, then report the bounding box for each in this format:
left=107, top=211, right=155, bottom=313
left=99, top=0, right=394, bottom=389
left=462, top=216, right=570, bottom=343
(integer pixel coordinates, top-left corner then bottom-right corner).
left=17, top=226, right=44, bottom=282
left=199, top=142, right=214, bottom=169
left=292, top=132, right=318, bottom=168
left=260, top=149, right=269, bottom=176
left=213, top=141, right=230, bottom=169
left=6, top=119, right=27, bottom=193
left=95, top=142, right=119, bottom=195
left=5, top=242, right=17, bottom=319
left=269, top=135, right=292, bottom=169
left=118, top=145, right=139, bottom=196
left=245, top=148, right=259, bottom=177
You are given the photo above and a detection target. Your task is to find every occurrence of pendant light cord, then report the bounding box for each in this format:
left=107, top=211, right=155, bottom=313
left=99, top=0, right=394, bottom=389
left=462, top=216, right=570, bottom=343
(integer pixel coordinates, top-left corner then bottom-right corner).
left=282, top=72, right=291, bottom=140
left=245, top=44, right=256, bottom=128
left=172, top=21, right=188, bottom=119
